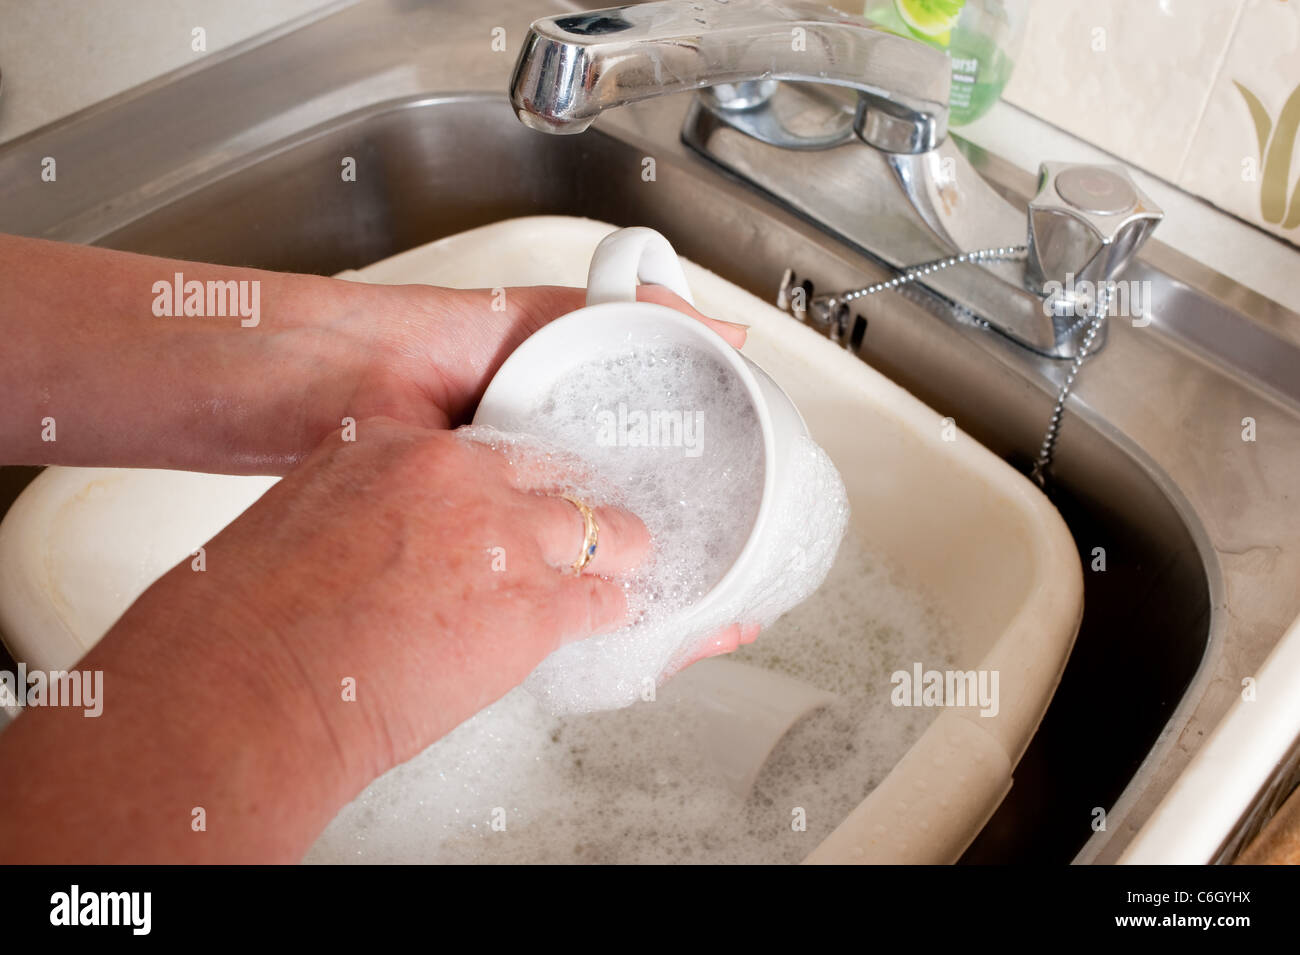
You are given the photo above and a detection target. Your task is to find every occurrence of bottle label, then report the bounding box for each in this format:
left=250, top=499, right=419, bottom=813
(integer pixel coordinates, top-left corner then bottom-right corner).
left=950, top=56, right=980, bottom=111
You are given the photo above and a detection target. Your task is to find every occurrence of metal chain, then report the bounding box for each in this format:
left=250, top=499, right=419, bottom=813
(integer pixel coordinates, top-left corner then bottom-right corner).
left=1029, top=286, right=1110, bottom=487
left=813, top=244, right=1027, bottom=313
left=804, top=242, right=1108, bottom=489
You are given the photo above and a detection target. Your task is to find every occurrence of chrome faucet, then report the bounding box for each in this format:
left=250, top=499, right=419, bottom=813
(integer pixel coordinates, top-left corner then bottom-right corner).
left=511, top=0, right=1162, bottom=360
left=509, top=0, right=951, bottom=153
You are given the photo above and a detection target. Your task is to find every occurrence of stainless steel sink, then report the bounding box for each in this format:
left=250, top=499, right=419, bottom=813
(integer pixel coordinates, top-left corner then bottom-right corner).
left=2, top=0, right=1297, bottom=864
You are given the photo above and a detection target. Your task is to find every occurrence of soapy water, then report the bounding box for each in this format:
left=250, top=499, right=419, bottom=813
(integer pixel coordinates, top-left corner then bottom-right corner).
left=301, top=338, right=919, bottom=863
left=464, top=339, right=850, bottom=715
left=305, top=530, right=959, bottom=864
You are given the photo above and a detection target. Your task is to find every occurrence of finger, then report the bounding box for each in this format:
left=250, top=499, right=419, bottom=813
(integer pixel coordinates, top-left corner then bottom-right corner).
left=663, top=625, right=741, bottom=679
left=696, top=624, right=745, bottom=661
left=554, top=573, right=631, bottom=643
left=634, top=285, right=748, bottom=349
left=666, top=622, right=763, bottom=677
left=533, top=494, right=651, bottom=576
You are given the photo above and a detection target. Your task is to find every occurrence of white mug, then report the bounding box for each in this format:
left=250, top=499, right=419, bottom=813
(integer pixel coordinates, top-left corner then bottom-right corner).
left=472, top=226, right=809, bottom=629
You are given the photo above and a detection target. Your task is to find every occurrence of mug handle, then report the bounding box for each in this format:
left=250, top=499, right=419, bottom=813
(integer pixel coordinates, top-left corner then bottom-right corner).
left=585, top=227, right=696, bottom=308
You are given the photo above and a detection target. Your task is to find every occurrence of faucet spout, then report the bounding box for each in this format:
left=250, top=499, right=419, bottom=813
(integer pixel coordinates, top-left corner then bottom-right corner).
left=510, top=0, right=951, bottom=154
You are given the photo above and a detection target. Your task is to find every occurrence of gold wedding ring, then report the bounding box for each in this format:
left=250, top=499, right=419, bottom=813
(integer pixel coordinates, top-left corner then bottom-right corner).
left=561, top=495, right=599, bottom=575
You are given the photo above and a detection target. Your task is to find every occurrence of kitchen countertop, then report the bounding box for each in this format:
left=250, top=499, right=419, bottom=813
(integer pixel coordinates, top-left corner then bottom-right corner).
left=1, top=0, right=1297, bottom=311
left=0, top=0, right=345, bottom=142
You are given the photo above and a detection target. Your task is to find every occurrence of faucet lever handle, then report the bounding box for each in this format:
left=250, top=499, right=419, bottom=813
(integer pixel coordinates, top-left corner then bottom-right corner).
left=1025, top=163, right=1163, bottom=302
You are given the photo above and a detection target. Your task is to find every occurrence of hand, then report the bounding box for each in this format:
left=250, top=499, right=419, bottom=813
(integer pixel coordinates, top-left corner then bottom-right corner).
left=0, top=417, right=651, bottom=862
left=173, top=417, right=655, bottom=770
left=1, top=233, right=747, bottom=474
left=327, top=281, right=750, bottom=434
left=338, top=282, right=764, bottom=669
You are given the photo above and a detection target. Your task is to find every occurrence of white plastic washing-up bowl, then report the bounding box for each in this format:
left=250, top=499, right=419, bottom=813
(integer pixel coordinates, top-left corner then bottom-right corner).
left=0, top=216, right=1082, bottom=863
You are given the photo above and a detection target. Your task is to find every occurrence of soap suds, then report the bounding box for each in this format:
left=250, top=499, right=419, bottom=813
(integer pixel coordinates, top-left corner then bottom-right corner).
left=306, top=530, right=959, bottom=864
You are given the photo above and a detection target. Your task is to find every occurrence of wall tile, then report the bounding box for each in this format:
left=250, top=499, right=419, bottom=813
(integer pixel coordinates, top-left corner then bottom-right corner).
left=1179, top=0, right=1300, bottom=246
left=1002, top=0, right=1244, bottom=182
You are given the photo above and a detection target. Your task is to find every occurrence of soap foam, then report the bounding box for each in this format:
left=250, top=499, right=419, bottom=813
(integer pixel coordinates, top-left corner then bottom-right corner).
left=462, top=338, right=849, bottom=714
left=305, top=530, right=959, bottom=864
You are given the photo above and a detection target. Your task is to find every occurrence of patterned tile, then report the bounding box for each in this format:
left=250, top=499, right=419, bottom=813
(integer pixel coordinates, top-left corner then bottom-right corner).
left=1179, top=0, right=1300, bottom=246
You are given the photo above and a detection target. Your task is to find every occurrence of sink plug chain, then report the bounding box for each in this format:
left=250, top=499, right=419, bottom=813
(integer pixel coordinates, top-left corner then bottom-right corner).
left=804, top=245, right=1028, bottom=328
left=1030, top=286, right=1111, bottom=487
left=782, top=243, right=1109, bottom=489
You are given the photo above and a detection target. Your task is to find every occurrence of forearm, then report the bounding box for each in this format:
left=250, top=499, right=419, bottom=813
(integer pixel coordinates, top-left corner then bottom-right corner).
left=0, top=563, right=372, bottom=863
left=0, top=234, right=398, bottom=473
left=0, top=436, right=569, bottom=863
left=0, top=235, right=691, bottom=473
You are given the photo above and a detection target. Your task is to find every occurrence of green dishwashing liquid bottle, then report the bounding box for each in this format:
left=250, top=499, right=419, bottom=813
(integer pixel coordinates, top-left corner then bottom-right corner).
left=862, top=0, right=1028, bottom=126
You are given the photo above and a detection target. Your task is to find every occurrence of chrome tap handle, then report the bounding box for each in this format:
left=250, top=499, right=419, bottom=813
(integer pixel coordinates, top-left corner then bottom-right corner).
left=1026, top=163, right=1163, bottom=303
left=510, top=0, right=951, bottom=154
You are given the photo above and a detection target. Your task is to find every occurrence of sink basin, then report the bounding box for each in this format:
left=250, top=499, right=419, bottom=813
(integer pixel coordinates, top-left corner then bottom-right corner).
left=0, top=216, right=1084, bottom=863
left=1, top=0, right=1296, bottom=864
left=0, top=94, right=1209, bottom=861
